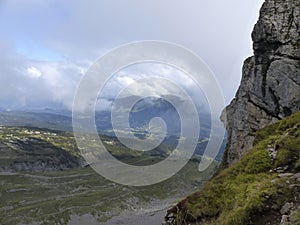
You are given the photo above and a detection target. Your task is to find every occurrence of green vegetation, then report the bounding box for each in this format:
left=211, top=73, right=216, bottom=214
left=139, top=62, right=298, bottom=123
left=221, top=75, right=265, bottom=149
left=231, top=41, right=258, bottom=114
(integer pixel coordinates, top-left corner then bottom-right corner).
left=0, top=127, right=82, bottom=171
left=0, top=162, right=218, bottom=225
left=290, top=211, right=300, bottom=225
left=167, top=111, right=300, bottom=225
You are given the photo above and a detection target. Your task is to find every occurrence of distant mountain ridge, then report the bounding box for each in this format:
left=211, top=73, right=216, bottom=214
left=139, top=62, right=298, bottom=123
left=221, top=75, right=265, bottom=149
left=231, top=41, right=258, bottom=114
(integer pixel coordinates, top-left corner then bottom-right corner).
left=0, top=110, right=73, bottom=131
left=0, top=95, right=212, bottom=140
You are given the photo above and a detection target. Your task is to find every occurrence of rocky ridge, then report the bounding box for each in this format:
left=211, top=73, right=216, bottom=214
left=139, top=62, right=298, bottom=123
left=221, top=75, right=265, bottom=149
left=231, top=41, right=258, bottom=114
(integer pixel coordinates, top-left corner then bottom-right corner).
left=221, top=0, right=300, bottom=165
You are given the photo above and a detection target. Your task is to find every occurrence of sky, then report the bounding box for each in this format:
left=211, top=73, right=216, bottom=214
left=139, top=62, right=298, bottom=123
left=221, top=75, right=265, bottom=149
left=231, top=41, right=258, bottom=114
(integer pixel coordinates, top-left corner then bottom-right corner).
left=0, top=0, right=265, bottom=112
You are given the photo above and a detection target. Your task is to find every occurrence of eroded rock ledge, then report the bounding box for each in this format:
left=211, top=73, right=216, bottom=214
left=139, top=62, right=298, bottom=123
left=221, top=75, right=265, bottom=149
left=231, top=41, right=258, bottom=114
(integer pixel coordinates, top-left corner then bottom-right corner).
left=221, top=0, right=300, bottom=166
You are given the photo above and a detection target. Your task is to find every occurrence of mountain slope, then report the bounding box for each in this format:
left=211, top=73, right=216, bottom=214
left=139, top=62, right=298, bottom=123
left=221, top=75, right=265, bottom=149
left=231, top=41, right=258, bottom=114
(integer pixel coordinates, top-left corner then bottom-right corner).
left=0, top=111, right=73, bottom=131
left=165, top=111, right=300, bottom=225
left=0, top=126, right=82, bottom=172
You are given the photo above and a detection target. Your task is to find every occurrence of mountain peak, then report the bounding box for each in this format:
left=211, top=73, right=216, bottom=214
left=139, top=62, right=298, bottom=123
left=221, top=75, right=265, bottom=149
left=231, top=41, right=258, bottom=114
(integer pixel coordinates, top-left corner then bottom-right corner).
left=221, top=0, right=300, bottom=166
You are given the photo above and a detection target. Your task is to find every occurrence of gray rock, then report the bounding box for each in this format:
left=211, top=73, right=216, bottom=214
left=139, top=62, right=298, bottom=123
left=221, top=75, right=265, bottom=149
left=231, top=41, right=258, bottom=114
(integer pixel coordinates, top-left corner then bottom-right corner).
left=280, top=215, right=289, bottom=224
left=292, top=173, right=300, bottom=179
left=221, top=0, right=300, bottom=165
left=275, top=166, right=289, bottom=172
left=280, top=202, right=294, bottom=215
left=278, top=173, right=294, bottom=178
left=267, top=144, right=277, bottom=160
left=289, top=184, right=300, bottom=188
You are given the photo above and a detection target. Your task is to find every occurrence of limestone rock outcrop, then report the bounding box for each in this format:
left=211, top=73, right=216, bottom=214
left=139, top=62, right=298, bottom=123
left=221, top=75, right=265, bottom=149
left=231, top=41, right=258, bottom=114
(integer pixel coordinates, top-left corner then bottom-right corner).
left=221, top=0, right=300, bottom=165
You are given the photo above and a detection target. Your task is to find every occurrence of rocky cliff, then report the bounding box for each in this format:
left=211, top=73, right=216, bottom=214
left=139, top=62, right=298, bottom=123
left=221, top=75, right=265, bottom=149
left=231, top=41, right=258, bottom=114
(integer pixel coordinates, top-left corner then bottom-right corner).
left=164, top=1, right=300, bottom=224
left=221, top=0, right=300, bottom=166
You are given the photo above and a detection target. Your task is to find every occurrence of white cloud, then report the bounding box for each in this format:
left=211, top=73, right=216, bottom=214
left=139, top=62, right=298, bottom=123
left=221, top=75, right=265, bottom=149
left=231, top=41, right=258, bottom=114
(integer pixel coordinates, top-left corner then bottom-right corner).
left=0, top=0, right=265, bottom=111
left=95, top=98, right=113, bottom=111
left=36, top=61, right=85, bottom=109
left=116, top=76, right=135, bottom=86
left=94, top=62, right=209, bottom=112
left=0, top=43, right=85, bottom=110
left=26, top=66, right=42, bottom=78
left=41, top=0, right=264, bottom=103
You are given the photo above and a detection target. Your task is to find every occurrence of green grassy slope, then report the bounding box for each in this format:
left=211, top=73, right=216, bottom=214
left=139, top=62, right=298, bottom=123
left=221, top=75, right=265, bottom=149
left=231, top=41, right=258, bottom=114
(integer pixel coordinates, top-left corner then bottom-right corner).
left=0, top=126, right=83, bottom=172
left=166, top=111, right=300, bottom=225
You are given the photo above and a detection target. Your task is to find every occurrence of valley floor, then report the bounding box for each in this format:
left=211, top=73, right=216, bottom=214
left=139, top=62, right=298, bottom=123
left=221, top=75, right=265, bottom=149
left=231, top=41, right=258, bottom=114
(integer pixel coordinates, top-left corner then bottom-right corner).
left=0, top=160, right=217, bottom=225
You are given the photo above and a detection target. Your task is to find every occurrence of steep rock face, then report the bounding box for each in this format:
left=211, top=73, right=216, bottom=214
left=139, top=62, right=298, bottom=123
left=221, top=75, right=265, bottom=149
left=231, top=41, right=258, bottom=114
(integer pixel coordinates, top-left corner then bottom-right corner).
left=221, top=0, right=300, bottom=165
